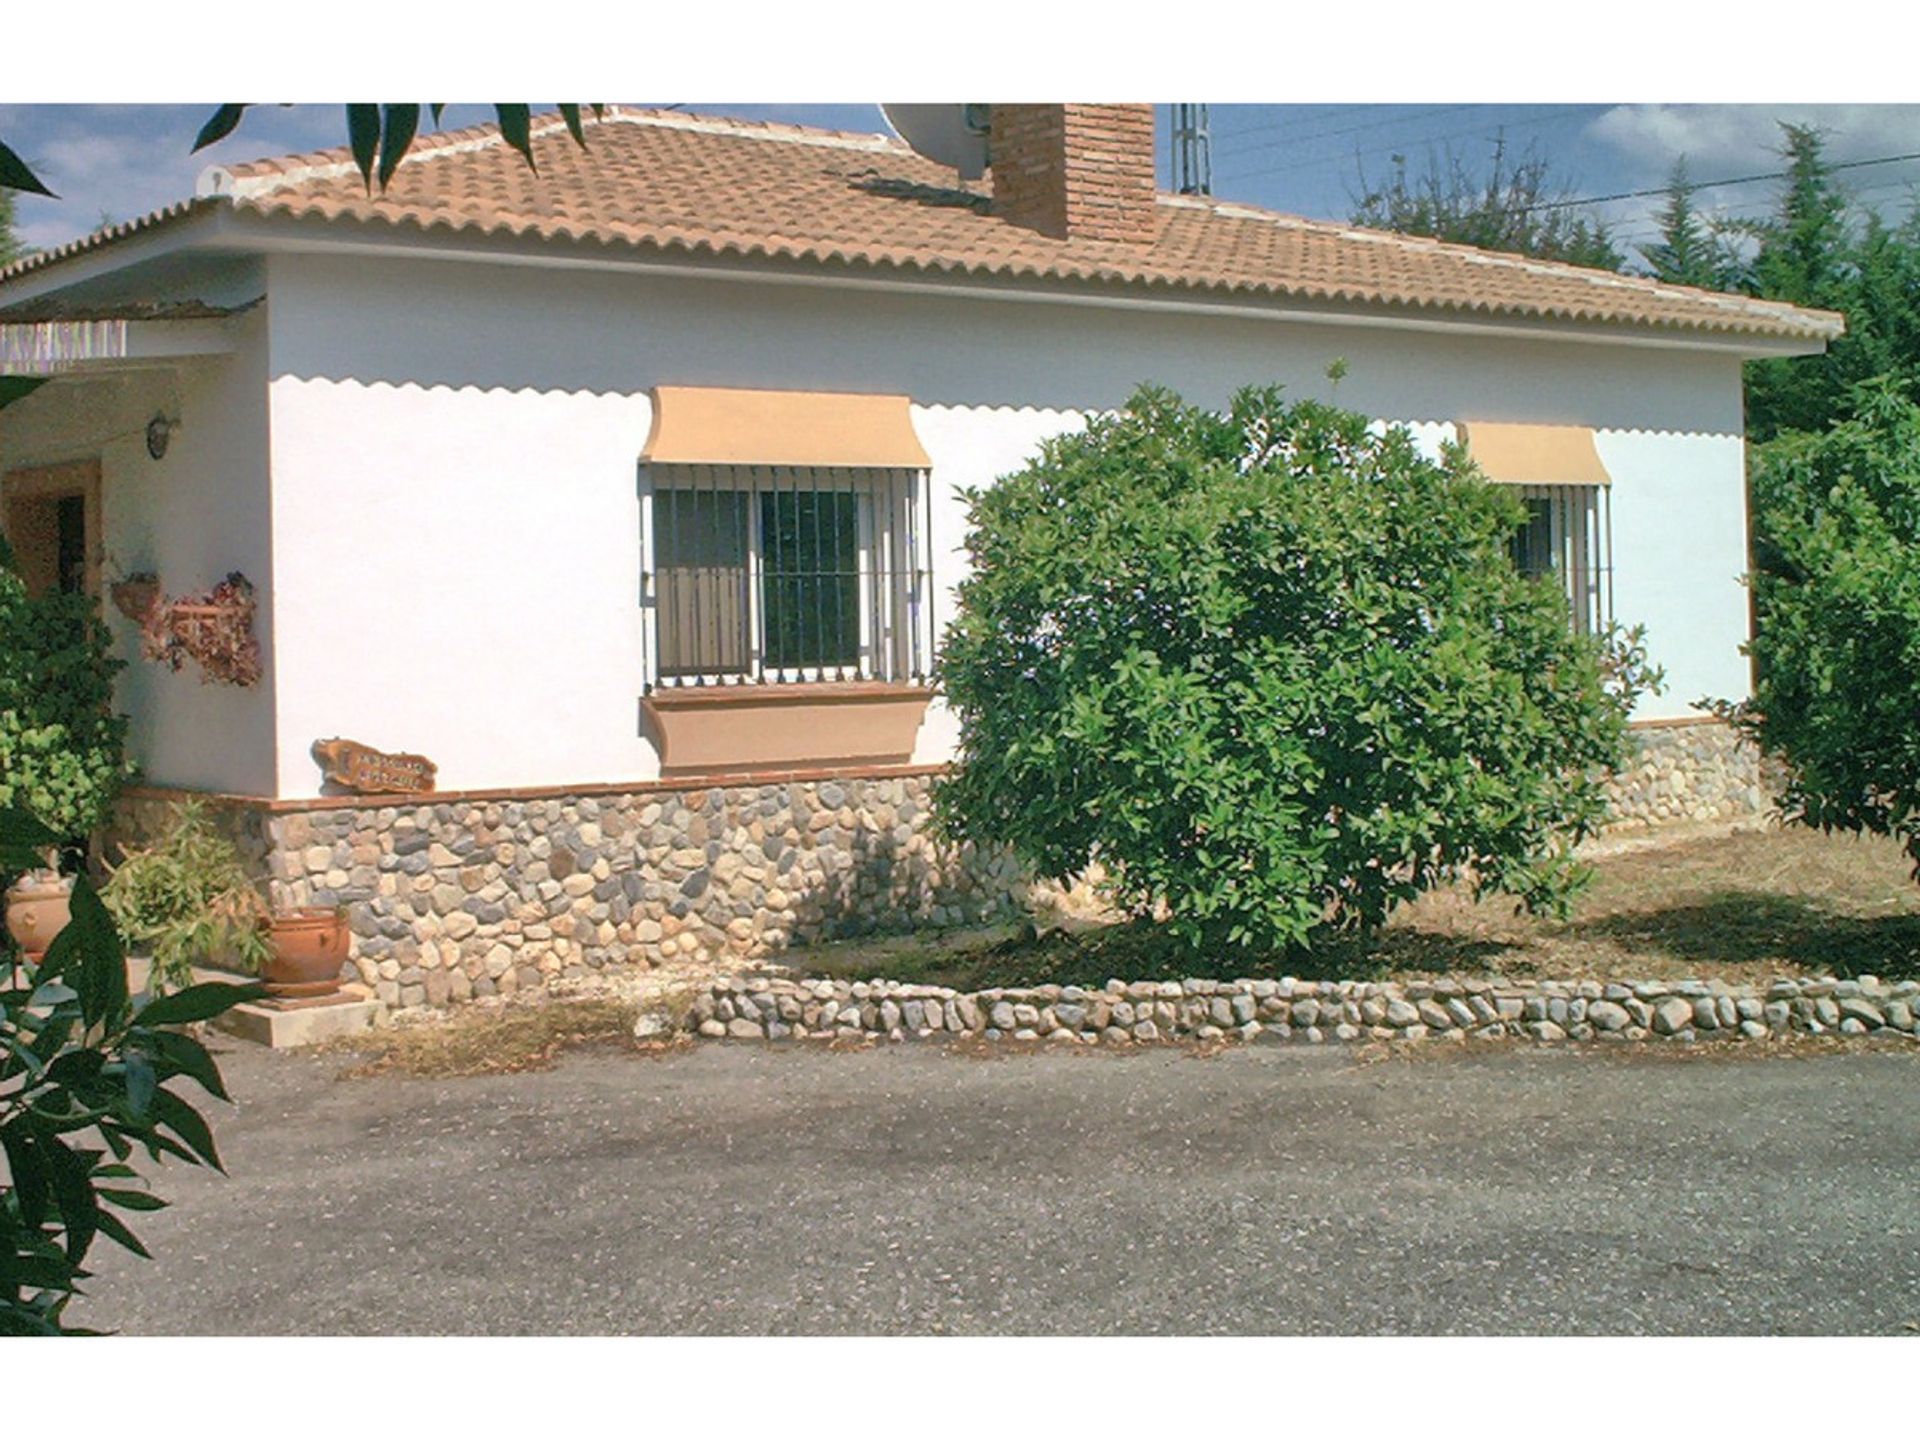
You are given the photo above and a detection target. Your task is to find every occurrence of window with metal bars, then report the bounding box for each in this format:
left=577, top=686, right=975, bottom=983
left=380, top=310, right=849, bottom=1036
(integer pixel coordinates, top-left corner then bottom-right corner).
left=1507, top=483, right=1613, bottom=634
left=642, top=465, right=935, bottom=689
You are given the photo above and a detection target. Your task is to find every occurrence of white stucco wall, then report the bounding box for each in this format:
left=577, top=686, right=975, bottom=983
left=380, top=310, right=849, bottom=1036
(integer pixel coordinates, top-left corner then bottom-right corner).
left=258, top=251, right=1752, bottom=798
left=0, top=310, right=276, bottom=794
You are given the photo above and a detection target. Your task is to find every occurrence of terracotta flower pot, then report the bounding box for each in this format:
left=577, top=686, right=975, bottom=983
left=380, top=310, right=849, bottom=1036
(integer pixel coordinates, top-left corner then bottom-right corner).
left=5, top=874, right=74, bottom=961
left=109, top=576, right=161, bottom=624
left=264, top=908, right=349, bottom=999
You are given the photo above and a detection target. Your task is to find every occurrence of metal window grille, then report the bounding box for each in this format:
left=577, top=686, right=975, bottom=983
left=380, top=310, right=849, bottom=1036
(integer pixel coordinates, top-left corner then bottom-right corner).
left=1508, top=483, right=1613, bottom=634
left=641, top=464, right=936, bottom=690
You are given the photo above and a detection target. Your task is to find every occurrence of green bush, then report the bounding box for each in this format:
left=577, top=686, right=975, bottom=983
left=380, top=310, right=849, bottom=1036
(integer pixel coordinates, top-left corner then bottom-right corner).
left=935, top=384, right=1656, bottom=953
left=104, top=801, right=273, bottom=990
left=0, top=539, right=133, bottom=846
left=1729, top=377, right=1920, bottom=873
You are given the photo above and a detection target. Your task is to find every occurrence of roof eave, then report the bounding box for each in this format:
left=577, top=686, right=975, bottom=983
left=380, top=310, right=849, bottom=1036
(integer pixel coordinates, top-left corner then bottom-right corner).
left=222, top=206, right=1841, bottom=359
left=0, top=201, right=230, bottom=309
left=0, top=198, right=1841, bottom=360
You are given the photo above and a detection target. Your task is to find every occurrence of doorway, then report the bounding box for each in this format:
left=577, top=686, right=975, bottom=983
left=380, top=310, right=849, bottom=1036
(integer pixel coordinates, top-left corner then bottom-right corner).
left=1, top=459, right=102, bottom=597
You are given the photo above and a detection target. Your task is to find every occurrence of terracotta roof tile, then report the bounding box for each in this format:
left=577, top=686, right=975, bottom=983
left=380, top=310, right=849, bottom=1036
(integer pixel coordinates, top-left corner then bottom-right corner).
left=1, top=107, right=1845, bottom=344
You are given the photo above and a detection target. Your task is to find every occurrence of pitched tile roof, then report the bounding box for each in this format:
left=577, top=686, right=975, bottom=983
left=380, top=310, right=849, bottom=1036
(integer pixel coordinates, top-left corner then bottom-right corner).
left=1, top=107, right=1845, bottom=345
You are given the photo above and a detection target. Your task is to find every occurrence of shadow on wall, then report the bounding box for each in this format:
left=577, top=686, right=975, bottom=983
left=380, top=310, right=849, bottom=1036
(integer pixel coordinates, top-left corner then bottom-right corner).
left=662, top=782, right=1033, bottom=966
left=264, top=256, right=1745, bottom=437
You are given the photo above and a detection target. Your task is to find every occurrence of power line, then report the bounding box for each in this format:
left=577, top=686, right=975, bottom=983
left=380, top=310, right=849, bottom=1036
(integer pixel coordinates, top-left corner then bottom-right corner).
left=1206, top=104, right=1361, bottom=144
left=1214, top=104, right=1486, bottom=158
left=1513, top=149, right=1920, bottom=216
left=1216, top=108, right=1589, bottom=184
left=1609, top=178, right=1920, bottom=250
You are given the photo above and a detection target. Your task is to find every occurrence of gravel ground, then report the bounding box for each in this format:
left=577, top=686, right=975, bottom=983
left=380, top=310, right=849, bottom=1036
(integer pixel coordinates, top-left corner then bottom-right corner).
left=76, top=1038, right=1920, bottom=1335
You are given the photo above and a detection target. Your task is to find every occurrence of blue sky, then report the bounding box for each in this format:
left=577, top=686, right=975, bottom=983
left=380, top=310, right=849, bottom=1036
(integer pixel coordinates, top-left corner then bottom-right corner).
left=5, top=102, right=1919, bottom=265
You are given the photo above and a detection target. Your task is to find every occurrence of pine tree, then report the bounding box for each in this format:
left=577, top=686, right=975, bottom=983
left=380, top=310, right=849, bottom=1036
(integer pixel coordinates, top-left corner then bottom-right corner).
left=1743, top=124, right=1866, bottom=440
left=1640, top=159, right=1731, bottom=289
left=1845, top=206, right=1920, bottom=394
left=1752, top=124, right=1853, bottom=308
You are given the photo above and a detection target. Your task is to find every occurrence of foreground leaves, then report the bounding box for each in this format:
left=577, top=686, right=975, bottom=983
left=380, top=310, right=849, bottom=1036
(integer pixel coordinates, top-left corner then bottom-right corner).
left=0, top=138, right=55, bottom=199
left=2, top=813, right=259, bottom=1334
left=185, top=104, right=605, bottom=192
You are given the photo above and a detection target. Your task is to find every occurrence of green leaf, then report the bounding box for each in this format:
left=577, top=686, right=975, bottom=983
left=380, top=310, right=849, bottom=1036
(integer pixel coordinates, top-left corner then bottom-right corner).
left=135, top=979, right=261, bottom=1029
left=136, top=1028, right=232, bottom=1101
left=495, top=105, right=535, bottom=172
left=44, top=1048, right=106, bottom=1088
left=0, top=805, right=59, bottom=869
left=41, top=1133, right=99, bottom=1261
left=429, top=104, right=446, bottom=127
left=98, top=1187, right=166, bottom=1213
left=124, top=1051, right=157, bottom=1117
left=192, top=104, right=250, bottom=152
left=0, top=137, right=56, bottom=198
left=42, top=879, right=126, bottom=1031
left=0, top=1301, right=65, bottom=1335
left=0, top=1124, right=49, bottom=1227
left=557, top=105, right=591, bottom=148
left=346, top=104, right=381, bottom=189
left=0, top=1254, right=78, bottom=1294
left=90, top=1208, right=153, bottom=1260
left=0, top=376, right=49, bottom=413
left=376, top=104, right=420, bottom=190
left=149, top=1089, right=223, bottom=1171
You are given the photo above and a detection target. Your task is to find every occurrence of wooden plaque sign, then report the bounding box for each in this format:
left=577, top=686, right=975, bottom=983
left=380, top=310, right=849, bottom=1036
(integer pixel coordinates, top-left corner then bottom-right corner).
left=312, top=737, right=438, bottom=795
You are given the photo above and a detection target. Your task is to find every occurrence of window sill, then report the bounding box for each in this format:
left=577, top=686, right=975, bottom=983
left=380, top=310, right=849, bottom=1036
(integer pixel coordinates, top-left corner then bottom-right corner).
left=643, top=682, right=933, bottom=776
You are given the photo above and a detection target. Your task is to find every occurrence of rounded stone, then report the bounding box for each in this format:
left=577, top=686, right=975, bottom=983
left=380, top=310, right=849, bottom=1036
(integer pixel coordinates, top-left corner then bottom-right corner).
left=1650, top=996, right=1695, bottom=1035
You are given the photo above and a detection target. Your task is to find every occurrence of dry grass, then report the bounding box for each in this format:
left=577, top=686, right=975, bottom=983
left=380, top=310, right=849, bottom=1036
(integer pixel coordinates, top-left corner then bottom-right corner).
left=336, top=998, right=674, bottom=1078
left=800, top=824, right=1920, bottom=991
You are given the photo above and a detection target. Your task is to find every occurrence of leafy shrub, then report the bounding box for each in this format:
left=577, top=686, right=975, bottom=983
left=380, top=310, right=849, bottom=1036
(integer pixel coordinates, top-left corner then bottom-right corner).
left=0, top=540, right=133, bottom=845
left=935, top=384, right=1656, bottom=953
left=104, top=801, right=272, bottom=989
left=1726, top=377, right=1920, bottom=873
left=2, top=805, right=257, bottom=1334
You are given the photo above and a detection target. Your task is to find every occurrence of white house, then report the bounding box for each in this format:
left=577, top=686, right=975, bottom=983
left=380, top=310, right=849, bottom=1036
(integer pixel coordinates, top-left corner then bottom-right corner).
left=0, top=104, right=1842, bottom=1009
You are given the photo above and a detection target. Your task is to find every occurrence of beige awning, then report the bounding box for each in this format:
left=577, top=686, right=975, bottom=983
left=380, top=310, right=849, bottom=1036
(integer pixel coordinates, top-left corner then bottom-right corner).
left=1458, top=422, right=1611, bottom=487
left=642, top=386, right=931, bottom=468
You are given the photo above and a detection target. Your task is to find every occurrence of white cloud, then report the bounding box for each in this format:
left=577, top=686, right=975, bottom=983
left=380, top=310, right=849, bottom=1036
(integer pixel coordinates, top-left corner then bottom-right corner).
left=1588, top=103, right=1920, bottom=179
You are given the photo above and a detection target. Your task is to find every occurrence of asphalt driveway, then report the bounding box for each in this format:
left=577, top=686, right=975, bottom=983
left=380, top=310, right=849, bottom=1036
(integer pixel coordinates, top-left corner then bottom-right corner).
left=77, top=1038, right=1920, bottom=1334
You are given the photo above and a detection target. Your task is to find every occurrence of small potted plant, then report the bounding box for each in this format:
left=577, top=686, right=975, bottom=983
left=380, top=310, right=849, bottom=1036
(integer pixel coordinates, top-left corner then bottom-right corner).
left=104, top=801, right=274, bottom=992
left=108, top=569, right=161, bottom=625
left=105, top=802, right=353, bottom=1001
left=4, top=850, right=73, bottom=962
left=261, top=906, right=351, bottom=1001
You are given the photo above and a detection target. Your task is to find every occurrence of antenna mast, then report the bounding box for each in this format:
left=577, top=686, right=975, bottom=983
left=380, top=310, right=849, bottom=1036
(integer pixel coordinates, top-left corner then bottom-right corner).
left=1171, top=103, right=1212, bottom=196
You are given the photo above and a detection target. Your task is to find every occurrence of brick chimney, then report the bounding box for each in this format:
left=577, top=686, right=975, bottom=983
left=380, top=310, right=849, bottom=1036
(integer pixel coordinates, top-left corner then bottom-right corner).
left=988, top=104, right=1158, bottom=245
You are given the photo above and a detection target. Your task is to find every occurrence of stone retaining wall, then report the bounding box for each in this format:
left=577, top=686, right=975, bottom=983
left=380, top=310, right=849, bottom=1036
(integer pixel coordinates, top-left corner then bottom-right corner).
left=112, top=774, right=1027, bottom=1011
left=108, top=719, right=1773, bottom=1015
left=1602, top=719, right=1767, bottom=831
left=683, top=972, right=1920, bottom=1045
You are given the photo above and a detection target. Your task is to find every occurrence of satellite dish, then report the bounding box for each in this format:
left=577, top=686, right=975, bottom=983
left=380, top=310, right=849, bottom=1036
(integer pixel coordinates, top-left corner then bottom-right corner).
left=882, top=104, right=991, bottom=181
